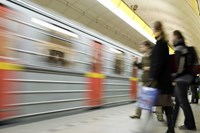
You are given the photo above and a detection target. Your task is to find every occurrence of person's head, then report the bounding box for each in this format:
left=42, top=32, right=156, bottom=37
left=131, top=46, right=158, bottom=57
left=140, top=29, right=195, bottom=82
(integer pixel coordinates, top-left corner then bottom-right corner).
left=139, top=41, right=152, bottom=53
left=153, top=21, right=163, bottom=37
left=172, top=30, right=185, bottom=45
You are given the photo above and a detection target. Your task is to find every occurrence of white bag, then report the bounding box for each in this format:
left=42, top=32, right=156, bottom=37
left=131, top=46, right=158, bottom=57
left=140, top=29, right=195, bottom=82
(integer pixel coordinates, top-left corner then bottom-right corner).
left=137, top=86, right=159, bottom=111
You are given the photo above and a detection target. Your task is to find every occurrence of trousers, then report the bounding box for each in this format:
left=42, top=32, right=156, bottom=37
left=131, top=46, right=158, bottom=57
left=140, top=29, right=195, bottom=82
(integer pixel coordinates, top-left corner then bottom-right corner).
left=173, top=82, right=196, bottom=129
left=190, top=84, right=199, bottom=103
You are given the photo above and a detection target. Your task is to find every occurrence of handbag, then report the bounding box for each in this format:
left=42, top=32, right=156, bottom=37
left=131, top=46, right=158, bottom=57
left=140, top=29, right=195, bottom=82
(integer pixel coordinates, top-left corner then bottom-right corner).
left=137, top=86, right=159, bottom=111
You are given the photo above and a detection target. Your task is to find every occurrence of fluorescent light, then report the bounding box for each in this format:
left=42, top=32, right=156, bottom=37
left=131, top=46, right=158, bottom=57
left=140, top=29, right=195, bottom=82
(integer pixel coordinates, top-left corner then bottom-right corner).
left=97, top=0, right=156, bottom=44
left=31, top=18, right=78, bottom=38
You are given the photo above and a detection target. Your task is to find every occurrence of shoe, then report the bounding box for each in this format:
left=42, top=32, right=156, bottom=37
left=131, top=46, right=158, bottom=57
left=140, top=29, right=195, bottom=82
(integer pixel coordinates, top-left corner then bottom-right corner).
left=157, top=117, right=164, bottom=122
left=129, top=115, right=140, bottom=119
left=178, top=125, right=196, bottom=130
left=165, top=129, right=175, bottom=133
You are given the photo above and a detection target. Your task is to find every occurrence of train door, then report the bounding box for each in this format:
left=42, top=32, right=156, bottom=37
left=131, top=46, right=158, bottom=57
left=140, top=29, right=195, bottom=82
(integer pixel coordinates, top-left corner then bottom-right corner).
left=87, top=41, right=104, bottom=107
left=130, top=56, right=138, bottom=100
left=91, top=41, right=102, bottom=73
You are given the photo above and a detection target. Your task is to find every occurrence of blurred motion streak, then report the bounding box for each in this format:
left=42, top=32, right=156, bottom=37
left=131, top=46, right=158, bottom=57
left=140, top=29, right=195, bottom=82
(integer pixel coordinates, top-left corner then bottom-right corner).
left=31, top=18, right=79, bottom=38
left=0, top=3, right=21, bottom=122
left=0, top=0, right=141, bottom=124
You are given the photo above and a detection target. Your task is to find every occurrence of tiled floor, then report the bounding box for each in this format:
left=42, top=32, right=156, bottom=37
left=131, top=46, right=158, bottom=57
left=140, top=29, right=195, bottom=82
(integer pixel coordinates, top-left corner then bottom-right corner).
left=0, top=104, right=199, bottom=133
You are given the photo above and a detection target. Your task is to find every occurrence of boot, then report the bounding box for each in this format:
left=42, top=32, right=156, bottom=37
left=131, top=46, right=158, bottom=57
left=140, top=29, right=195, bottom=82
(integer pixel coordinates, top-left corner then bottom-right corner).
left=164, top=106, right=175, bottom=133
left=165, top=129, right=175, bottom=133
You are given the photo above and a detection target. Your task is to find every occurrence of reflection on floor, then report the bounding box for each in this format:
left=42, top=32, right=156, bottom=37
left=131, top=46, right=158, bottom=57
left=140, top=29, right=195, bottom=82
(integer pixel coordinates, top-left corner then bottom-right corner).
left=0, top=104, right=199, bottom=133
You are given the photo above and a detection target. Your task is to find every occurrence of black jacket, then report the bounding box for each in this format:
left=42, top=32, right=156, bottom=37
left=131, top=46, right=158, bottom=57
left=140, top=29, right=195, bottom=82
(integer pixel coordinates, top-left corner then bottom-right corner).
left=149, top=37, right=173, bottom=94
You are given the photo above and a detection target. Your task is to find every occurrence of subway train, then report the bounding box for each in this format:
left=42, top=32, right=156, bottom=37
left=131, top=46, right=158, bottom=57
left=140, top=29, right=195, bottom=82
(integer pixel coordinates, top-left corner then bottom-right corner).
left=0, top=0, right=141, bottom=123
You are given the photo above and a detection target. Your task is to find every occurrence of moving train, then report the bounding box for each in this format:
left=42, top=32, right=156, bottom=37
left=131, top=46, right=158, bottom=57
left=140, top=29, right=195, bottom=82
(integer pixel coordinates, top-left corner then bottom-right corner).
left=0, top=0, right=141, bottom=123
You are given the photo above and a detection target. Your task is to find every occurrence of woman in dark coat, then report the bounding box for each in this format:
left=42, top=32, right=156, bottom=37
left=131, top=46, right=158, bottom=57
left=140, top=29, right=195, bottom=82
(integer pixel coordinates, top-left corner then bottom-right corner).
left=172, top=30, right=196, bottom=130
left=149, top=21, right=174, bottom=133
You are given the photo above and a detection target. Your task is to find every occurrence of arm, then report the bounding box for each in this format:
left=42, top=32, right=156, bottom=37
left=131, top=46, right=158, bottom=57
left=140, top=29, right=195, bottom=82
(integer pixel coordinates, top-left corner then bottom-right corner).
left=134, top=62, right=142, bottom=69
left=175, top=51, right=182, bottom=71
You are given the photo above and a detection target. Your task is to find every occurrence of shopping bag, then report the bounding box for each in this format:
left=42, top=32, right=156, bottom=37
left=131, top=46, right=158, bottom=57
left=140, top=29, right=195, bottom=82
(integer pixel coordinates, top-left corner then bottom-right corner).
left=137, top=86, right=159, bottom=111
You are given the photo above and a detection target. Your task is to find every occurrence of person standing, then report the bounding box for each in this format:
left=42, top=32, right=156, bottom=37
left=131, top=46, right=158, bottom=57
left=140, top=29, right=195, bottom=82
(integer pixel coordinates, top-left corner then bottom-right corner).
left=149, top=21, right=174, bottom=133
left=172, top=30, right=196, bottom=130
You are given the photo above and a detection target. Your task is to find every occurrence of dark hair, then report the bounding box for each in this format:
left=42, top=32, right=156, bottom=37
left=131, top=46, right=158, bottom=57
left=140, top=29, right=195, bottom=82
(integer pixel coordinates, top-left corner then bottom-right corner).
left=154, top=21, right=163, bottom=31
left=153, top=21, right=167, bottom=40
left=142, top=41, right=152, bottom=49
left=173, top=30, right=185, bottom=41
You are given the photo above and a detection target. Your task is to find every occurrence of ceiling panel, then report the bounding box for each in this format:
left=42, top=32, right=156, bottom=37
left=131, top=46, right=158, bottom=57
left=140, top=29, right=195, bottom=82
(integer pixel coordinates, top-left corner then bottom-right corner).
left=73, top=0, right=97, bottom=10
left=33, top=0, right=51, bottom=6
left=63, top=8, right=83, bottom=20
left=58, top=0, right=79, bottom=5
left=47, top=0, right=67, bottom=13
left=76, top=16, right=93, bottom=25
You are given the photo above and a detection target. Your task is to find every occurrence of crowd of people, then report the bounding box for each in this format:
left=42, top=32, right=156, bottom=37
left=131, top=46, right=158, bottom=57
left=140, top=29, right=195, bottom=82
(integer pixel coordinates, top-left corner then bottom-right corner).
left=130, top=21, right=199, bottom=133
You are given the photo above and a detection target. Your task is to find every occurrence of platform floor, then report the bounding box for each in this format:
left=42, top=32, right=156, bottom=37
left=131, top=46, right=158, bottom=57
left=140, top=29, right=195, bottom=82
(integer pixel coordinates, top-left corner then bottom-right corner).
left=0, top=103, right=199, bottom=133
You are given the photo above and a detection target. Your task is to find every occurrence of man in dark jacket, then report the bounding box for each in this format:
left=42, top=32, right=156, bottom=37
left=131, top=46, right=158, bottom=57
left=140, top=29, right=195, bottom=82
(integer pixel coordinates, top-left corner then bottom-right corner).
left=149, top=21, right=174, bottom=133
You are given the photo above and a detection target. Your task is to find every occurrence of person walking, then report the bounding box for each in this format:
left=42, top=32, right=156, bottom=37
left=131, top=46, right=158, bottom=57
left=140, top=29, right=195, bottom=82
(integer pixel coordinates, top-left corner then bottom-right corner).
left=149, top=21, right=174, bottom=133
left=130, top=41, right=153, bottom=119
left=130, top=41, right=164, bottom=121
left=172, top=30, right=196, bottom=130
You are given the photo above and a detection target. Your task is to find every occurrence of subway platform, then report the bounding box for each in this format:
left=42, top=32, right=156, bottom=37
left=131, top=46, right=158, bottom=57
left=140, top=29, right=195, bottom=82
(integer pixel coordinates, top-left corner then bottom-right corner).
left=0, top=104, right=199, bottom=133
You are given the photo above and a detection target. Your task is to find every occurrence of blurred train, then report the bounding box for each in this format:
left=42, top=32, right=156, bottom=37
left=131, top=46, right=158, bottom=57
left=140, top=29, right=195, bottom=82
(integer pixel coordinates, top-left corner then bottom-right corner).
left=0, top=0, right=141, bottom=123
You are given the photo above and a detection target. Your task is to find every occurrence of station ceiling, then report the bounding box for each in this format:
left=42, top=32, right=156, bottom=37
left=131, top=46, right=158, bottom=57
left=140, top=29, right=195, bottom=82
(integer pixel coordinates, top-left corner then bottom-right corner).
left=31, top=0, right=200, bottom=52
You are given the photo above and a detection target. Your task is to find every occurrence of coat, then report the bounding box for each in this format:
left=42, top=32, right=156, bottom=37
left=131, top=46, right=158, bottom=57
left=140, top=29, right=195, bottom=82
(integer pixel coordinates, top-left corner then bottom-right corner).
left=173, top=39, right=193, bottom=84
left=134, top=51, right=151, bottom=84
left=149, top=37, right=173, bottom=95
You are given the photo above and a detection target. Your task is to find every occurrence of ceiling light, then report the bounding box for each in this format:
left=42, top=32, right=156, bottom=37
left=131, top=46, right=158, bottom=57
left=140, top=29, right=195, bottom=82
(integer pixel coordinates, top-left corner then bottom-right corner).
left=97, top=0, right=156, bottom=44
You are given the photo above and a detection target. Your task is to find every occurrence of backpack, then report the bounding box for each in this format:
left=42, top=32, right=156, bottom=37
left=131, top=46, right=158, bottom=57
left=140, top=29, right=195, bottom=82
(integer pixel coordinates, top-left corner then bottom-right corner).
left=169, top=54, right=178, bottom=73
left=186, top=46, right=200, bottom=75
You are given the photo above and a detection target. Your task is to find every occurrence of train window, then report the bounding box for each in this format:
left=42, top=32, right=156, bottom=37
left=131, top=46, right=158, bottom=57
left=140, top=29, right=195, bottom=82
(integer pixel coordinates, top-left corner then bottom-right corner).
left=0, top=3, right=20, bottom=58
left=131, top=56, right=138, bottom=77
left=46, top=34, right=72, bottom=67
left=30, top=18, right=77, bottom=67
left=91, top=41, right=103, bottom=73
left=48, top=50, right=65, bottom=66
left=112, top=48, right=124, bottom=74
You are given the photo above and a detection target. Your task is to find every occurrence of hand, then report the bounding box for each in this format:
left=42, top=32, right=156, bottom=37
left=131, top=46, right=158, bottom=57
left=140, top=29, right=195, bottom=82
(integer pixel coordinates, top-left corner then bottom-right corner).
left=143, top=66, right=150, bottom=71
left=146, top=79, right=158, bottom=88
left=133, top=57, right=138, bottom=63
left=172, top=82, right=176, bottom=86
